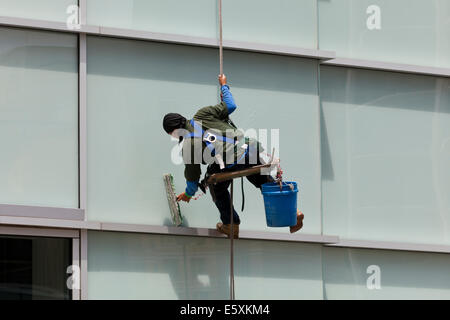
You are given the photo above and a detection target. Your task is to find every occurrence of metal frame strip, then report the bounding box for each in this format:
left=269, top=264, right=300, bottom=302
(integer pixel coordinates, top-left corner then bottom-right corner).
left=322, top=57, right=450, bottom=78
left=0, top=204, right=84, bottom=221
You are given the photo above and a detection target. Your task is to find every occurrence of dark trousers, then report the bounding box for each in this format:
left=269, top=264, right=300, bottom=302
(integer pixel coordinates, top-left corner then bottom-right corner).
left=206, top=156, right=274, bottom=225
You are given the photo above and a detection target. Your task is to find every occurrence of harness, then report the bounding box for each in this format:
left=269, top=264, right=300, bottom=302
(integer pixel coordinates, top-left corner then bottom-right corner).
left=186, top=119, right=248, bottom=169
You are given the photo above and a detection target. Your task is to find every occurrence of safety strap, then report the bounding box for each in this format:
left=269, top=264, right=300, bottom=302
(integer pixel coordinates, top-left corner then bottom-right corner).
left=188, top=119, right=248, bottom=169
left=241, top=176, right=245, bottom=212
left=189, top=119, right=236, bottom=145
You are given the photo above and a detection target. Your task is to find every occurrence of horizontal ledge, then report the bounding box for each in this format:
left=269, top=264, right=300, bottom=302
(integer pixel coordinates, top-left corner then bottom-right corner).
left=99, top=26, right=335, bottom=60
left=2, top=15, right=449, bottom=75
left=98, top=25, right=217, bottom=47
left=0, top=204, right=85, bottom=221
left=0, top=15, right=99, bottom=33
left=101, top=223, right=222, bottom=237
left=2, top=216, right=450, bottom=254
left=0, top=225, right=79, bottom=238
left=0, top=16, right=334, bottom=60
left=325, top=239, right=450, bottom=254
left=239, top=230, right=339, bottom=244
left=322, top=57, right=450, bottom=78
left=222, top=39, right=335, bottom=60
left=0, top=216, right=100, bottom=230
left=97, top=26, right=336, bottom=60
left=0, top=217, right=338, bottom=244
left=100, top=222, right=339, bottom=244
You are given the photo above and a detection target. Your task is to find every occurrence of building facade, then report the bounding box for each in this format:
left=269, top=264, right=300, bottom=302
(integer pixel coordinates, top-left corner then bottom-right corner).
left=0, top=0, right=449, bottom=299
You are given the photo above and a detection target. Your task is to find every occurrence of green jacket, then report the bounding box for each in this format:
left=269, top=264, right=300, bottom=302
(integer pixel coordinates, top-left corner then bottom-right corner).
left=182, top=102, right=261, bottom=183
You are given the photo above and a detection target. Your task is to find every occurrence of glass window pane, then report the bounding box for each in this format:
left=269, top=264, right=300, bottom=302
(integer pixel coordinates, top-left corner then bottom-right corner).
left=87, top=36, right=321, bottom=234
left=87, top=0, right=317, bottom=48
left=318, top=0, right=450, bottom=68
left=235, top=240, right=323, bottom=299
left=0, top=0, right=77, bottom=22
left=323, top=247, right=450, bottom=299
left=320, top=66, right=450, bottom=244
left=87, top=231, right=323, bottom=299
left=222, top=0, right=317, bottom=48
left=87, top=0, right=216, bottom=38
left=0, top=235, right=72, bottom=300
left=0, top=27, right=78, bottom=208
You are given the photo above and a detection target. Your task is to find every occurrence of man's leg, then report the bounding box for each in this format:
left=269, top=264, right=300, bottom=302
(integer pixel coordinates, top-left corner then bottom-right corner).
left=289, top=210, right=304, bottom=233
left=234, top=153, right=274, bottom=189
left=206, top=163, right=240, bottom=226
left=245, top=171, right=274, bottom=189
left=210, top=180, right=241, bottom=225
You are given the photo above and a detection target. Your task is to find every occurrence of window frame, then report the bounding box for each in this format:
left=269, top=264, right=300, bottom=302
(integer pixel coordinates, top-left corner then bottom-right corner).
left=0, top=225, right=81, bottom=300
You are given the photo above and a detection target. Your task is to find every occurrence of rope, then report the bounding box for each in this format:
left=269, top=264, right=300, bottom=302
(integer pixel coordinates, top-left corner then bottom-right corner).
left=241, top=176, right=245, bottom=211
left=219, top=0, right=223, bottom=75
left=230, top=180, right=235, bottom=300
left=218, top=0, right=234, bottom=301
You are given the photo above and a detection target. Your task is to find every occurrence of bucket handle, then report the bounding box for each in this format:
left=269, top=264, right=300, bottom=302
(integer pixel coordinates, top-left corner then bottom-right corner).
left=280, top=181, right=295, bottom=191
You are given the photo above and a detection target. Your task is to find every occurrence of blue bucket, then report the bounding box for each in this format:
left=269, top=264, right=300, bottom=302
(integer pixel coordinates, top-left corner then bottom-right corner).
left=261, top=182, right=298, bottom=227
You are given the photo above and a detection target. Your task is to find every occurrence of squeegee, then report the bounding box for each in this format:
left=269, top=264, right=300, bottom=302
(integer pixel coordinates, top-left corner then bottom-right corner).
left=163, top=173, right=183, bottom=226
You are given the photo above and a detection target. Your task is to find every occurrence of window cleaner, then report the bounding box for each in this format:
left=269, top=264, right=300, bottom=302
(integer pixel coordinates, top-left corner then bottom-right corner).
left=162, top=74, right=304, bottom=237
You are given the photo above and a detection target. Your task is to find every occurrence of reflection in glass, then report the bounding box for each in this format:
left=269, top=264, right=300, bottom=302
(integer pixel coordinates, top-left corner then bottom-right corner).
left=87, top=231, right=323, bottom=299
left=321, top=66, right=450, bottom=244
left=87, top=0, right=317, bottom=48
left=323, top=247, right=450, bottom=299
left=0, top=0, right=77, bottom=22
left=0, top=236, right=72, bottom=300
left=318, top=0, right=450, bottom=68
left=0, top=27, right=78, bottom=207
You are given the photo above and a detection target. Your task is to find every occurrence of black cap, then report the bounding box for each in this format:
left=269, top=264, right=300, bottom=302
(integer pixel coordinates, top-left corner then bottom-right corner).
left=163, top=113, right=187, bottom=134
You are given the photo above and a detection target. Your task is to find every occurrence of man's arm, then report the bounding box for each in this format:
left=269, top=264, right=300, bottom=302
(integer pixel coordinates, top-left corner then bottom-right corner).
left=219, top=75, right=237, bottom=115
left=177, top=139, right=201, bottom=202
left=193, top=74, right=237, bottom=121
left=185, top=180, right=199, bottom=197
left=177, top=164, right=200, bottom=202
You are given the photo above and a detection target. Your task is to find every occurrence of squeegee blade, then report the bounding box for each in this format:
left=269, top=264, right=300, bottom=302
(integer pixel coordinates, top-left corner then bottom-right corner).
left=163, top=174, right=183, bottom=226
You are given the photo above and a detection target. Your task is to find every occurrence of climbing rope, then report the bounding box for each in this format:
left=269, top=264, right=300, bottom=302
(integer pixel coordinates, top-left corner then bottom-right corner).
left=218, top=0, right=235, bottom=301
left=219, top=0, right=223, bottom=76
left=229, top=179, right=235, bottom=300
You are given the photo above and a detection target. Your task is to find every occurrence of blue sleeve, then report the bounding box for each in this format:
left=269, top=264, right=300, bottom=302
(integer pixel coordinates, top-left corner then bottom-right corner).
left=185, top=180, right=199, bottom=197
left=221, top=85, right=237, bottom=114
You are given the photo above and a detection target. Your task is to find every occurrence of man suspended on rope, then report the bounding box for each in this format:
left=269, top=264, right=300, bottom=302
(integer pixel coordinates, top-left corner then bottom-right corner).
left=162, top=75, right=304, bottom=238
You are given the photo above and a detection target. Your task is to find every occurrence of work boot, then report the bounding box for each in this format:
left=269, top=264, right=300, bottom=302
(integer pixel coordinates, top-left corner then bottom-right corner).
left=216, top=222, right=239, bottom=239
left=290, top=210, right=304, bottom=234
